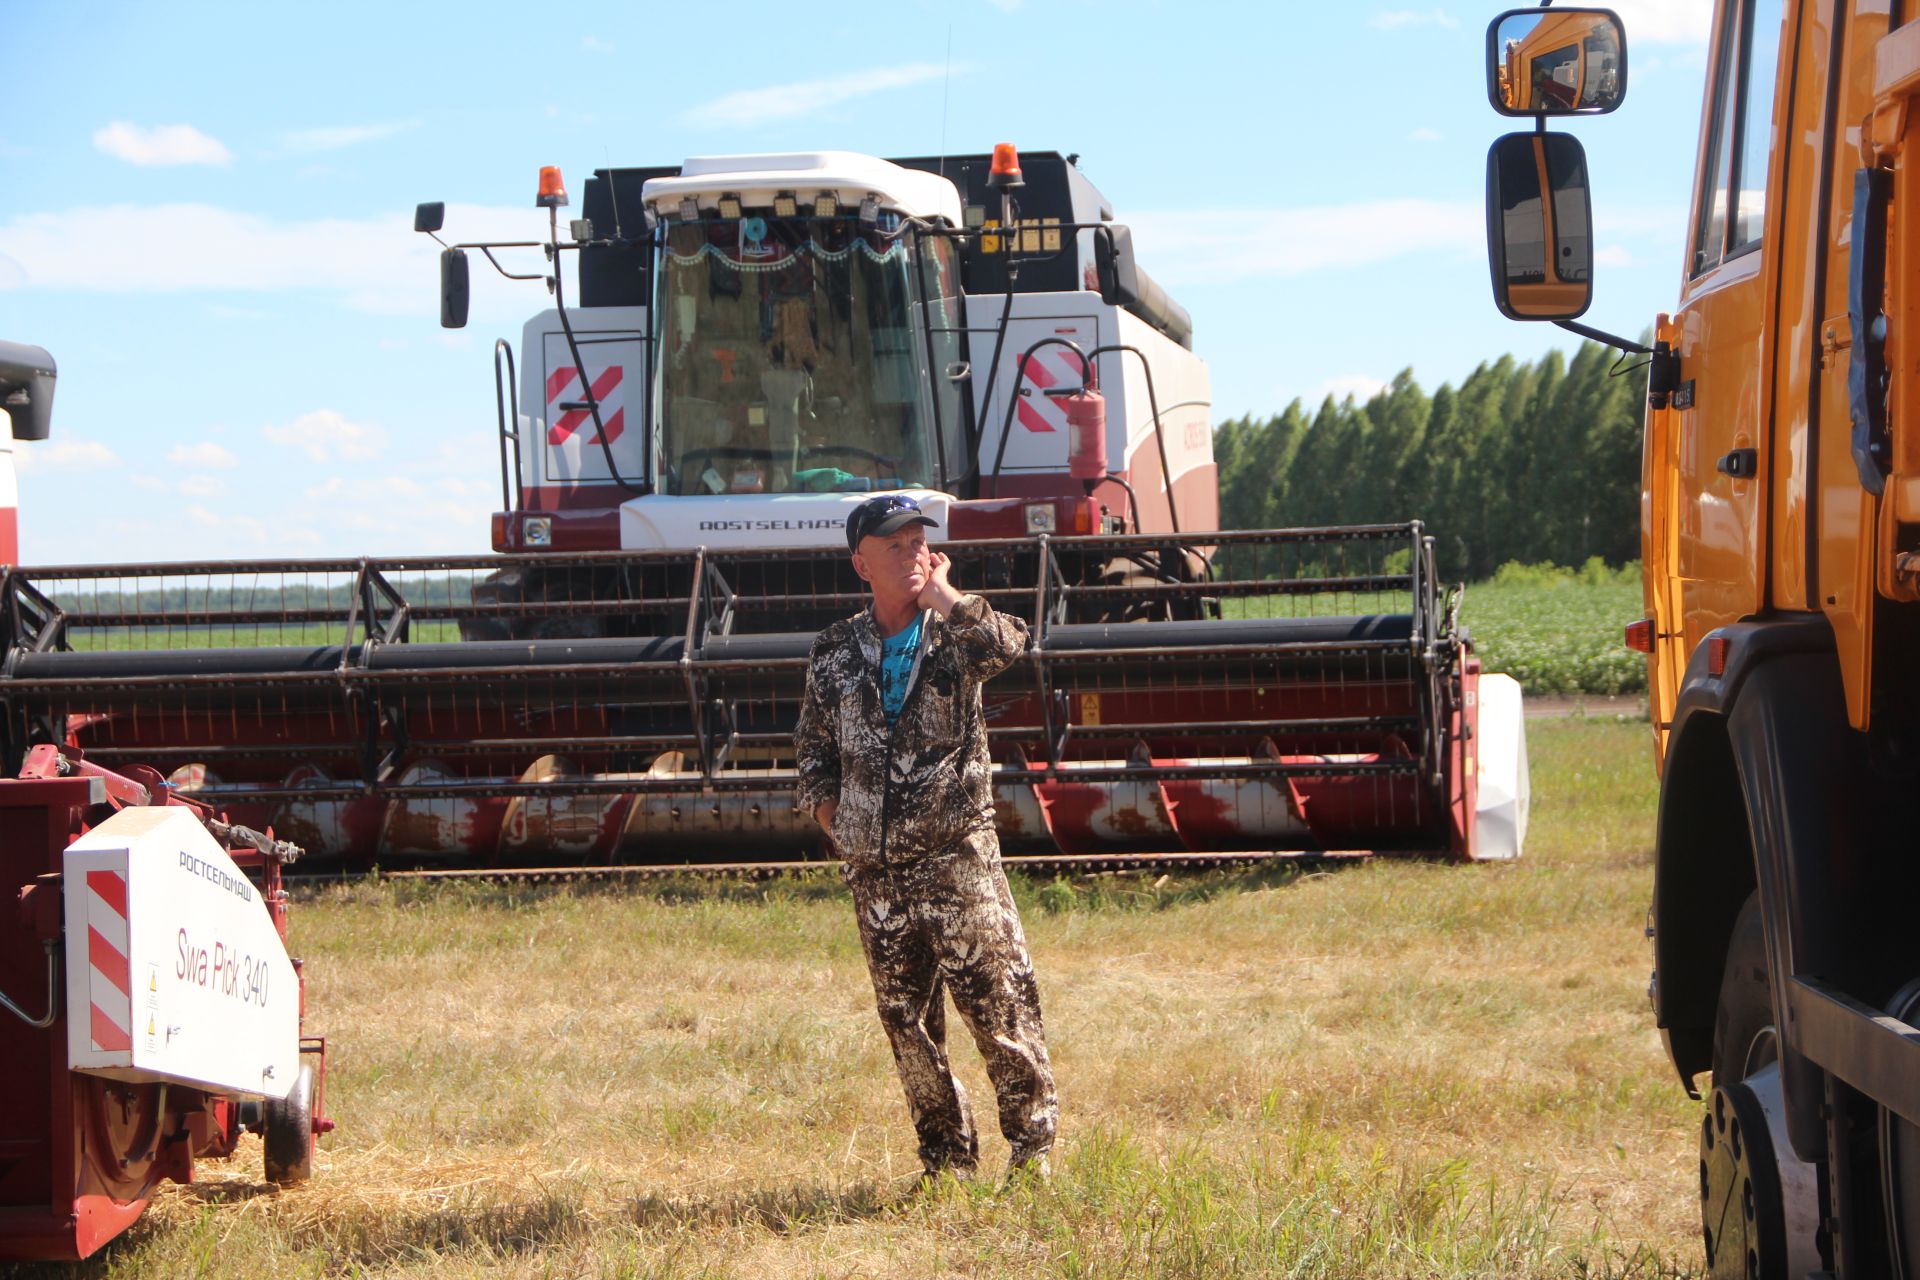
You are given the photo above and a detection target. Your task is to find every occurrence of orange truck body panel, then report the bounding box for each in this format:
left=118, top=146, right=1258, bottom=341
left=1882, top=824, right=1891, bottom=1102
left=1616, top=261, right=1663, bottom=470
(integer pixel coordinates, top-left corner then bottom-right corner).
left=1645, top=0, right=1919, bottom=745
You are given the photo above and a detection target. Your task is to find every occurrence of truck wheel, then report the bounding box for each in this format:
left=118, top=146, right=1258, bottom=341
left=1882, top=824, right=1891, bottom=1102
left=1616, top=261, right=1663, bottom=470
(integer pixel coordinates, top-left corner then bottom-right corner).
left=1879, top=980, right=1920, bottom=1274
left=262, top=1061, right=316, bottom=1185
left=1700, top=892, right=1822, bottom=1278
left=1712, top=893, right=1773, bottom=1086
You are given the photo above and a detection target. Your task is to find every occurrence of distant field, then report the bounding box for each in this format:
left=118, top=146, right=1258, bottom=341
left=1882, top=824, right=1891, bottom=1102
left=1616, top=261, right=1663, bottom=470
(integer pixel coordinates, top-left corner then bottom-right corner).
left=49, top=718, right=1699, bottom=1280
left=1461, top=573, right=1646, bottom=698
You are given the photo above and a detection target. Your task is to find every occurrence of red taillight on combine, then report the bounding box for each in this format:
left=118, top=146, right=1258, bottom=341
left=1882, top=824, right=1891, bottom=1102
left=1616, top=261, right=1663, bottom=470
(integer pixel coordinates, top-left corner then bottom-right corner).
left=1624, top=619, right=1654, bottom=653
left=1707, top=635, right=1732, bottom=676
left=537, top=166, right=568, bottom=208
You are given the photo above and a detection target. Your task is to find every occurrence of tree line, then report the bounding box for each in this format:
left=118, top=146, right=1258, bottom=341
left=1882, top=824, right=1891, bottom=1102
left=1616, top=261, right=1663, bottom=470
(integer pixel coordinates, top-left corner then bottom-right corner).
left=1212, top=342, right=1646, bottom=581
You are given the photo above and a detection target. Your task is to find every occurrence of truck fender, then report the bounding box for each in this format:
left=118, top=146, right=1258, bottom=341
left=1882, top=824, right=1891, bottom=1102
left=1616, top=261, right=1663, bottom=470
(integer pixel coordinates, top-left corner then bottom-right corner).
left=1653, top=615, right=1846, bottom=1162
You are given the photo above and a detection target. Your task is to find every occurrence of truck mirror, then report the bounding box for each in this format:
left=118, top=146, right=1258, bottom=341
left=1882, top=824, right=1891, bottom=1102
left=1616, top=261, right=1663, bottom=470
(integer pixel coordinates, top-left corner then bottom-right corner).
left=0, top=341, right=56, bottom=443
left=414, top=202, right=446, bottom=234
left=440, top=248, right=471, bottom=329
left=1094, top=225, right=1140, bottom=307
left=1486, top=132, right=1593, bottom=322
left=1486, top=7, right=1627, bottom=116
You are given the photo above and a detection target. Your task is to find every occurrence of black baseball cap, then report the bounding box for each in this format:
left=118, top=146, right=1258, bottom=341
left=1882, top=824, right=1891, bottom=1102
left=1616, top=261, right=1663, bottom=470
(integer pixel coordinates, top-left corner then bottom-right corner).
left=846, top=494, right=937, bottom=551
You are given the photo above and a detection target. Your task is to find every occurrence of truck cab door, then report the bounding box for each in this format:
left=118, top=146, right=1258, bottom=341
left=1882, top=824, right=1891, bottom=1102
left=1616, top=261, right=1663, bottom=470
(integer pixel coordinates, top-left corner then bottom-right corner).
left=1665, top=0, right=1785, bottom=649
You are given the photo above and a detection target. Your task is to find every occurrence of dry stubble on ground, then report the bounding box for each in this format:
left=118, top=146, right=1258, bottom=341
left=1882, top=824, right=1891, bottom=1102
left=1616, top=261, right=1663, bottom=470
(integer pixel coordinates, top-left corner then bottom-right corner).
left=24, top=718, right=1704, bottom=1279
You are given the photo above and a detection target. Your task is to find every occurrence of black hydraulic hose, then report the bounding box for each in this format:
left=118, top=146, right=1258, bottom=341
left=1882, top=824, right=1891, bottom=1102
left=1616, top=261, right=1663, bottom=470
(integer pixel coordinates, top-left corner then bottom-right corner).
left=549, top=207, right=644, bottom=495
left=1083, top=343, right=1181, bottom=535
left=1101, top=472, right=1140, bottom=534
left=970, top=226, right=1021, bottom=487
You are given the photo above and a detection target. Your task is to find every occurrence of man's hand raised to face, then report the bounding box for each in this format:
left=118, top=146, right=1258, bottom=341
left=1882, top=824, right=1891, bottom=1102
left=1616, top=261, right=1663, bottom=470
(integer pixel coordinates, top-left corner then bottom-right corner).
left=916, top=550, right=962, bottom=617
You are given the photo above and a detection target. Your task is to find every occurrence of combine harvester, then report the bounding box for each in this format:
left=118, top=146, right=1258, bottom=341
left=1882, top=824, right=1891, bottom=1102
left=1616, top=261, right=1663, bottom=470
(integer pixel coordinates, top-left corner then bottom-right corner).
left=0, top=149, right=1528, bottom=871
left=0, top=345, right=329, bottom=1263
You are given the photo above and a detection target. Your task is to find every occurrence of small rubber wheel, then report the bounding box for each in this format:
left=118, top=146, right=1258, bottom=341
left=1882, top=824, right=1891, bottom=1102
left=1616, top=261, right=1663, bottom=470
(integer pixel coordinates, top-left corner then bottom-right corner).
left=262, top=1061, right=316, bottom=1185
left=1712, top=892, right=1775, bottom=1086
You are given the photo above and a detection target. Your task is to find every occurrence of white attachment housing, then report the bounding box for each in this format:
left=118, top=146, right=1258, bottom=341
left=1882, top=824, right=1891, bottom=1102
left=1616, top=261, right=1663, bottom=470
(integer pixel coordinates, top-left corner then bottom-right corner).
left=1472, top=672, right=1531, bottom=861
left=63, top=807, right=299, bottom=1099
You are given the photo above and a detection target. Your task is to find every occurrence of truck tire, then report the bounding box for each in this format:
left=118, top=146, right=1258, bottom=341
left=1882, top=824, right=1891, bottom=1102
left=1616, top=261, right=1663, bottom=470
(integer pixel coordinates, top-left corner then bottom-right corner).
left=1712, top=893, right=1774, bottom=1085
left=1700, top=891, right=1822, bottom=1278
left=262, top=1061, right=316, bottom=1185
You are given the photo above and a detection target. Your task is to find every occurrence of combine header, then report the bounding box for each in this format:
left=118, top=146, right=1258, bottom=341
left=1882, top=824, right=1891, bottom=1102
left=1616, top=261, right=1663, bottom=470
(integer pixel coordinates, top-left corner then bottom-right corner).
left=0, top=526, right=1521, bottom=865
left=0, top=148, right=1528, bottom=870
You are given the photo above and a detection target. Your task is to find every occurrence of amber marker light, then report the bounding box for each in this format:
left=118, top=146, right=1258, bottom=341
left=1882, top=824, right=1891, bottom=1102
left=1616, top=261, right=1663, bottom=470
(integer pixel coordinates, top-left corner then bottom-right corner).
left=537, top=166, right=568, bottom=209
left=988, top=142, right=1024, bottom=189
left=1624, top=619, right=1654, bottom=653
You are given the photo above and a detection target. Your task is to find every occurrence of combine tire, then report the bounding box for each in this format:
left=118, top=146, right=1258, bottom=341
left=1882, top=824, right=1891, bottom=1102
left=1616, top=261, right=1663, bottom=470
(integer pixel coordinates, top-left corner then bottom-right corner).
left=1699, top=893, right=1821, bottom=1278
left=262, top=1061, right=316, bottom=1185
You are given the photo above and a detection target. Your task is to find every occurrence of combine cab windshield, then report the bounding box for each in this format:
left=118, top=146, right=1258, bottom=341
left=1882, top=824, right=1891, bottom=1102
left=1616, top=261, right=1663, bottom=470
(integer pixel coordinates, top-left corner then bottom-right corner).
left=656, top=216, right=938, bottom=496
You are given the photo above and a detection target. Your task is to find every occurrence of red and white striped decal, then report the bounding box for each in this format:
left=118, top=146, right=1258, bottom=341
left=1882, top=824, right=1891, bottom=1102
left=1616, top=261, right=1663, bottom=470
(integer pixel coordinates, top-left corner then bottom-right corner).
left=84, top=869, right=133, bottom=1052
left=546, top=365, right=625, bottom=446
left=1014, top=352, right=1072, bottom=434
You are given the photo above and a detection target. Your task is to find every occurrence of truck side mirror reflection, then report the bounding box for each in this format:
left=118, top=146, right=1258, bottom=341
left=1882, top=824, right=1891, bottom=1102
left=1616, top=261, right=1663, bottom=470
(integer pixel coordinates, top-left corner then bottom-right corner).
left=440, top=248, right=471, bottom=329
left=1094, top=225, right=1140, bottom=307
left=1486, top=7, right=1627, bottom=116
left=1485, top=132, right=1594, bottom=322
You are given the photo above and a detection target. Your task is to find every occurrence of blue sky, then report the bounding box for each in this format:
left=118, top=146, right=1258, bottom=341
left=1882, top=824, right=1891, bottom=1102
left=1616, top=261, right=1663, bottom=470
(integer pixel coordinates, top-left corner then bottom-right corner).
left=2, top=0, right=1711, bottom=563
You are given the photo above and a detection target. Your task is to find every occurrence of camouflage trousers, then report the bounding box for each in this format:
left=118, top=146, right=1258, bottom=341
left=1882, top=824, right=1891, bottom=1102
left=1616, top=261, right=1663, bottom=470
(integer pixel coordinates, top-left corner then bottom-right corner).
left=844, top=830, right=1058, bottom=1174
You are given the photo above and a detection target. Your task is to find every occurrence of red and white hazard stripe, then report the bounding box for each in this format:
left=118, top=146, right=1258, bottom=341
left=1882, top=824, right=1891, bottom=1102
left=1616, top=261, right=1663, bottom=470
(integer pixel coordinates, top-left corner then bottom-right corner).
left=84, top=868, right=133, bottom=1053
left=545, top=365, right=626, bottom=446
left=1015, top=352, right=1074, bottom=434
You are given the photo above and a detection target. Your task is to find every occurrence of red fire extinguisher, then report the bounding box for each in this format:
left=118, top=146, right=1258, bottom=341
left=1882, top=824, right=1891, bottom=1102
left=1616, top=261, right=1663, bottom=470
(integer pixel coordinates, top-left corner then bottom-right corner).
left=1063, top=370, right=1107, bottom=487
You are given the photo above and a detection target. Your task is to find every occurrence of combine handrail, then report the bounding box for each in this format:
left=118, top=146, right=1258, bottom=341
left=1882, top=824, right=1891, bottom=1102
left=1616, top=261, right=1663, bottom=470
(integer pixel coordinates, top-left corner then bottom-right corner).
left=494, top=339, right=521, bottom=515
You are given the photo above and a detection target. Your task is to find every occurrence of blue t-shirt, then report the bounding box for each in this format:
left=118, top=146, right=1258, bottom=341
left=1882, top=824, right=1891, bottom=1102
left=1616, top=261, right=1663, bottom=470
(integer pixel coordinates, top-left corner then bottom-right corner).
left=879, top=613, right=925, bottom=725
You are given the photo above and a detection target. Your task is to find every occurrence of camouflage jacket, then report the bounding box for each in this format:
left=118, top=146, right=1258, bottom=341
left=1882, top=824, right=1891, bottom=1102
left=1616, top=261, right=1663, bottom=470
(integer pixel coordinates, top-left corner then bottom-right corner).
left=794, top=594, right=1028, bottom=865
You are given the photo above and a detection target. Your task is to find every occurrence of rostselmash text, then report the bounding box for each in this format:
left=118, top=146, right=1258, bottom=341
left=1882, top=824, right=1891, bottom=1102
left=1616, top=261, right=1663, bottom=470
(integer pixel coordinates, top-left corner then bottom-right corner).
left=177, top=850, right=254, bottom=903
left=697, top=518, right=847, bottom=532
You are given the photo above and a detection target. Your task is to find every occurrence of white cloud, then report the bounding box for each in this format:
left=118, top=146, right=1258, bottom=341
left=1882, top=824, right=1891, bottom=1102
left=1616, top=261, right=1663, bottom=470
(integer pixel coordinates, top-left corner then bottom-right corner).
left=263, top=409, right=385, bottom=463
left=280, top=120, right=418, bottom=153
left=176, top=474, right=224, bottom=498
left=1595, top=246, right=1635, bottom=268
left=13, top=438, right=120, bottom=473
left=1370, top=9, right=1458, bottom=30
left=167, top=441, right=239, bottom=468
left=985, top=0, right=1022, bottom=9
left=1610, top=0, right=1712, bottom=44
left=581, top=34, right=615, bottom=52
left=0, top=254, right=20, bottom=289
left=93, top=121, right=231, bottom=167
left=1409, top=127, right=1443, bottom=143
left=1316, top=375, right=1390, bottom=404
left=0, top=201, right=538, bottom=317
left=1128, top=200, right=1483, bottom=283
left=681, top=63, right=952, bottom=127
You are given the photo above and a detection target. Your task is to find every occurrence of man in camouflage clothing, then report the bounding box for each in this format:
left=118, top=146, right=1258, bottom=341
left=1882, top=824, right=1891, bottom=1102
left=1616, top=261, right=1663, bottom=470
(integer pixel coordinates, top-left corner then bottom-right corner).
left=794, top=494, right=1058, bottom=1181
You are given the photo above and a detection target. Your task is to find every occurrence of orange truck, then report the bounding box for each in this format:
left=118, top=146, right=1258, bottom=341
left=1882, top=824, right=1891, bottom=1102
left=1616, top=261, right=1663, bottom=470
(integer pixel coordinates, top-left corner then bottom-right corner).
left=1485, top=4, right=1920, bottom=1275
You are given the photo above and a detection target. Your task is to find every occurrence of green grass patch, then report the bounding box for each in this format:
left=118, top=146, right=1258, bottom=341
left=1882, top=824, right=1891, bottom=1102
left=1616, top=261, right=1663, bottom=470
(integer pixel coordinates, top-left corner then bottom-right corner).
left=18, top=719, right=1704, bottom=1280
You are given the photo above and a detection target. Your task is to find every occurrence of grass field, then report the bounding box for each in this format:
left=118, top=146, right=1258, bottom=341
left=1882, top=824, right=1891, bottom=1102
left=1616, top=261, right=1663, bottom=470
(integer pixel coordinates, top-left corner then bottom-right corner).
left=27, top=717, right=1701, bottom=1280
